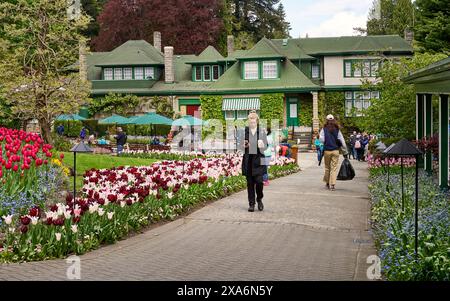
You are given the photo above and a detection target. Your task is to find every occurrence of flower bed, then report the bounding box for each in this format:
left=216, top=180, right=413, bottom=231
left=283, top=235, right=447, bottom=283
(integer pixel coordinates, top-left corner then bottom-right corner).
left=121, top=149, right=216, bottom=161
left=369, top=168, right=450, bottom=280
left=0, top=127, right=68, bottom=218
left=0, top=153, right=299, bottom=262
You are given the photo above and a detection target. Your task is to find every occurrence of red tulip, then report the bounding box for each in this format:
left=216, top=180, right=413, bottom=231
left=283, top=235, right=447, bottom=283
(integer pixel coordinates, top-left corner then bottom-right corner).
left=60, top=153, right=64, bottom=160
left=20, top=216, right=31, bottom=225
left=12, top=165, right=18, bottom=172
left=20, top=225, right=28, bottom=234
left=29, top=207, right=40, bottom=217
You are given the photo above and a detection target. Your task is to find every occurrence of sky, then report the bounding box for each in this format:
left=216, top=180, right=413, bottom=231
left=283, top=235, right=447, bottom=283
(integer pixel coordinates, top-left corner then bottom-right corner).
left=282, top=0, right=374, bottom=38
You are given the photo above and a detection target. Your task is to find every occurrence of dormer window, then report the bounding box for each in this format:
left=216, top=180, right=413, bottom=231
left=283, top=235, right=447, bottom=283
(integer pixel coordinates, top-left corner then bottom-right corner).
left=262, top=61, right=277, bottom=79
left=104, top=68, right=113, bottom=80
left=123, top=67, right=132, bottom=80
left=114, top=68, right=123, bottom=80
left=144, top=67, right=154, bottom=79
left=102, top=66, right=157, bottom=80
left=243, top=60, right=279, bottom=80
left=244, top=61, right=259, bottom=79
left=193, top=65, right=222, bottom=82
left=134, top=67, right=144, bottom=79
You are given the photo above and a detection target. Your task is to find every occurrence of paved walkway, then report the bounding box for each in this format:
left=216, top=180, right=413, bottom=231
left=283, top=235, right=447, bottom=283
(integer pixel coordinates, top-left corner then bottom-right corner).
left=0, top=153, right=376, bottom=281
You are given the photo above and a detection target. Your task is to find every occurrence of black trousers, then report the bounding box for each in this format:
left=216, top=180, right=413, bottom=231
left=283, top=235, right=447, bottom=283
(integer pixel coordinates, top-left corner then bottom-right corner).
left=246, top=175, right=264, bottom=205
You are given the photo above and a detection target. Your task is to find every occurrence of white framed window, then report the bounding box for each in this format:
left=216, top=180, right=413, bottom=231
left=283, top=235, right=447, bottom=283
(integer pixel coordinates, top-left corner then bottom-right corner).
left=371, top=61, right=379, bottom=77
left=344, top=61, right=352, bottom=77
left=104, top=68, right=113, bottom=80
left=123, top=67, right=132, bottom=80
left=311, top=63, right=320, bottom=79
left=144, top=67, right=155, bottom=79
left=345, top=100, right=353, bottom=117
left=371, top=91, right=380, bottom=99
left=114, top=68, right=123, bottom=80
left=237, top=110, right=248, bottom=120
left=195, top=66, right=202, bottom=81
left=203, top=66, right=211, bottom=81
left=244, top=61, right=259, bottom=80
left=262, top=61, right=277, bottom=79
left=353, top=63, right=362, bottom=77
left=134, top=67, right=144, bottom=79
left=212, top=65, right=220, bottom=81
left=363, top=61, right=371, bottom=77
left=224, top=111, right=234, bottom=120
left=345, top=91, right=353, bottom=100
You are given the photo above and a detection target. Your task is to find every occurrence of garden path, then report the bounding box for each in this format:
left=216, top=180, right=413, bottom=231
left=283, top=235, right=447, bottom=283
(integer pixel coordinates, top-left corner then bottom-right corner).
left=0, top=153, right=376, bottom=280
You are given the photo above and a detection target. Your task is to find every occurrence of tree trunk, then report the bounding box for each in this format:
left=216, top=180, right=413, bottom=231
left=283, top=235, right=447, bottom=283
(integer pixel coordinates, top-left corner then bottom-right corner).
left=39, top=119, right=53, bottom=144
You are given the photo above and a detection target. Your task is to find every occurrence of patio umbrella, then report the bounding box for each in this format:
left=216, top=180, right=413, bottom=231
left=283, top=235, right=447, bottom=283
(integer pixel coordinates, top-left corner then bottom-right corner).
left=172, top=115, right=205, bottom=127
left=129, top=112, right=173, bottom=136
left=98, top=114, right=130, bottom=125
left=56, top=114, right=86, bottom=136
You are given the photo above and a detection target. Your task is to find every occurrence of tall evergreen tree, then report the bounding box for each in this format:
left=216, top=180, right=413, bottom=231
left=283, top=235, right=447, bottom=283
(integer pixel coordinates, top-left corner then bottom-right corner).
left=415, top=0, right=450, bottom=54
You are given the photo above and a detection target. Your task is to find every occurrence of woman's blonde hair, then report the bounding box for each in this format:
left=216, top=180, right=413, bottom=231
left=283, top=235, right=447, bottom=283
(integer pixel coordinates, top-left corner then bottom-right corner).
left=248, top=111, right=259, bottom=121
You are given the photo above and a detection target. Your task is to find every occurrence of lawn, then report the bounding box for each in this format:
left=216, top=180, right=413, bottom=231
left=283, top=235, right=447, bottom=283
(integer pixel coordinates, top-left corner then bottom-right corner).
left=61, top=152, right=158, bottom=190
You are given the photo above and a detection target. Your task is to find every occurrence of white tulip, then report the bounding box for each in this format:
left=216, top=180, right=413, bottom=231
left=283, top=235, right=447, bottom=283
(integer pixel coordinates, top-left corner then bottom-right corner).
left=107, top=212, right=114, bottom=220
left=55, top=233, right=62, bottom=241
left=31, top=216, right=39, bottom=225
left=71, top=225, right=78, bottom=233
left=98, top=208, right=105, bottom=216
left=2, top=215, right=13, bottom=225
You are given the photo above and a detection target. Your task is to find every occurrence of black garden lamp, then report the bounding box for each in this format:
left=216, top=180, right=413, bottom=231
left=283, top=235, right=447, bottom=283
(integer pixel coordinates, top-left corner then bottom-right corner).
left=383, top=138, right=423, bottom=257
left=70, top=142, right=93, bottom=205
left=383, top=143, right=396, bottom=192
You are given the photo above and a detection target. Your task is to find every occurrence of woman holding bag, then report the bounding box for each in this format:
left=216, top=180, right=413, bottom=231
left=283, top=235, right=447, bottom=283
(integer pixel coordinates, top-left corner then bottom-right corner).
left=319, top=115, right=347, bottom=191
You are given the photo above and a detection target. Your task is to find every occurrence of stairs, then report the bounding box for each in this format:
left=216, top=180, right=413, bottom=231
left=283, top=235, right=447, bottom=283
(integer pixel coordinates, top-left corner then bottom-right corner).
left=288, top=126, right=313, bottom=152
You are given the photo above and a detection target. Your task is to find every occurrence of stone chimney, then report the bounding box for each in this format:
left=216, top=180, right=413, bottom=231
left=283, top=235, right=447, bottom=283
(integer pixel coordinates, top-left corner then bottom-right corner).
left=227, top=35, right=234, bottom=56
left=164, top=46, right=174, bottom=84
left=79, top=39, right=87, bottom=82
left=153, top=31, right=161, bottom=52
left=404, top=27, right=414, bottom=46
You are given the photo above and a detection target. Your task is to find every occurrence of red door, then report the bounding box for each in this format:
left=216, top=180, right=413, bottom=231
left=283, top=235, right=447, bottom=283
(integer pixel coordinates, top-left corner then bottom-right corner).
left=186, top=105, right=200, bottom=117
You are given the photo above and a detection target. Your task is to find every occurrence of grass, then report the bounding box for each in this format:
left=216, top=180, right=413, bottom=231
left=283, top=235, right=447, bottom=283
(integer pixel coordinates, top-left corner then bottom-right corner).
left=60, top=152, right=158, bottom=190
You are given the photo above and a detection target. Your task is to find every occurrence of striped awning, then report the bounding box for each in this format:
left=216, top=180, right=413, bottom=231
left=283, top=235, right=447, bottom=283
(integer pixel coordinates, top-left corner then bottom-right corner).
left=222, top=98, right=260, bottom=111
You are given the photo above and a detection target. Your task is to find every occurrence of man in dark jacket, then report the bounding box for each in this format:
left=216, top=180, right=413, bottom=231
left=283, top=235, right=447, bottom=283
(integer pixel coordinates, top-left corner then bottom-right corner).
left=115, top=127, right=127, bottom=155
left=242, top=112, right=268, bottom=212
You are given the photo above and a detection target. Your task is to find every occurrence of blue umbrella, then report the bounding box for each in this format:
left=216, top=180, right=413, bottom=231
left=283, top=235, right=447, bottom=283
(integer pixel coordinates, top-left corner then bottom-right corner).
left=172, top=115, right=205, bottom=126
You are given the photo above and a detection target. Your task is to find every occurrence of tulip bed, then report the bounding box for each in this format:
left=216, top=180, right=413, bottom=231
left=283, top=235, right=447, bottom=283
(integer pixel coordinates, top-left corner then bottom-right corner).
left=0, top=151, right=299, bottom=262
left=0, top=127, right=68, bottom=219
left=369, top=167, right=450, bottom=280
left=122, top=149, right=216, bottom=161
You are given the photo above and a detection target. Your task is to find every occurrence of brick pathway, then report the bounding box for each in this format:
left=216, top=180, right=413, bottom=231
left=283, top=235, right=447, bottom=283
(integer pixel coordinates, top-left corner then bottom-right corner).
left=0, top=153, right=376, bottom=280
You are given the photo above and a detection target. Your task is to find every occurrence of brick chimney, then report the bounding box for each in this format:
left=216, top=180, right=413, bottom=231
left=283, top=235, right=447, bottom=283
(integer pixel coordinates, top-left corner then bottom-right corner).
left=227, top=35, right=234, bottom=56
left=164, top=46, right=174, bottom=84
left=153, top=31, right=161, bottom=52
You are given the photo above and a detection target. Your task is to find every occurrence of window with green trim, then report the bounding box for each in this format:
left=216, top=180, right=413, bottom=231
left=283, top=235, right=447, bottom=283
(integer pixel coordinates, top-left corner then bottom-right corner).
left=262, top=61, right=277, bottom=79
left=344, top=59, right=380, bottom=78
left=311, top=62, right=320, bottom=79
left=114, top=68, right=123, bottom=80
left=244, top=61, right=259, bottom=79
left=104, top=68, right=113, bottom=80
left=123, top=67, right=132, bottom=80
left=203, top=66, right=211, bottom=81
left=144, top=67, right=154, bottom=79
left=194, top=66, right=202, bottom=81
left=212, top=65, right=220, bottom=81
left=345, top=91, right=380, bottom=117
left=134, top=67, right=144, bottom=79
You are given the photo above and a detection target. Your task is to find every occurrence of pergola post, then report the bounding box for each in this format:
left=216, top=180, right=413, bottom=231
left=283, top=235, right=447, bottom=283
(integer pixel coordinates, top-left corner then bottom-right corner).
left=439, top=94, right=449, bottom=189
left=424, top=94, right=433, bottom=173
left=416, top=94, right=425, bottom=168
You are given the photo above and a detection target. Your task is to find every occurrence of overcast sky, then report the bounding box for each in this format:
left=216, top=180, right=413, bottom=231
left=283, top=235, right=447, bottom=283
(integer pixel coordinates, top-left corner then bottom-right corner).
left=282, top=0, right=374, bottom=38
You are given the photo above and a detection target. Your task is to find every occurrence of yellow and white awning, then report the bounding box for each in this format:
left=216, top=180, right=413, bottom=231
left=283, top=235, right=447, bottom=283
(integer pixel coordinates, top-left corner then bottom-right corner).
left=222, top=98, right=260, bottom=111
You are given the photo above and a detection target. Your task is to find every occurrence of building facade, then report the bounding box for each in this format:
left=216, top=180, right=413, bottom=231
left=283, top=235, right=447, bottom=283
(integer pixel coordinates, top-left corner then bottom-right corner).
left=82, top=32, right=413, bottom=135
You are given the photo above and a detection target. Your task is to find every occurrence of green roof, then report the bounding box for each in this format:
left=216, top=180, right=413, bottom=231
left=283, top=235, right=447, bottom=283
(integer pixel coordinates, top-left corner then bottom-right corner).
left=185, top=46, right=225, bottom=64
left=403, top=56, right=450, bottom=94
left=95, top=40, right=164, bottom=67
left=270, top=39, right=316, bottom=60
left=294, top=35, right=413, bottom=55
left=212, top=59, right=318, bottom=93
left=235, top=38, right=285, bottom=60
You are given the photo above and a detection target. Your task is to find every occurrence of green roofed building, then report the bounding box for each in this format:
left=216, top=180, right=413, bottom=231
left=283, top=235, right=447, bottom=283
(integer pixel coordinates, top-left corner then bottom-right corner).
left=78, top=31, right=413, bottom=136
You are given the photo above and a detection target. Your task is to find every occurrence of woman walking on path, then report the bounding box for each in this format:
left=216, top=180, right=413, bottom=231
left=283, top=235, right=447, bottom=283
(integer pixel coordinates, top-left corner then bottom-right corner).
left=242, top=112, right=268, bottom=212
left=314, top=135, right=324, bottom=163
left=319, top=115, right=347, bottom=191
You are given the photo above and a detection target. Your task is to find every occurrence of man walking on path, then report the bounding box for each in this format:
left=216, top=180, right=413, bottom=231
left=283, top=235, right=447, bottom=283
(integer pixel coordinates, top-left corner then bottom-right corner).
left=115, top=127, right=127, bottom=155
left=319, top=115, right=347, bottom=191
left=242, top=112, right=268, bottom=212
left=349, top=131, right=357, bottom=160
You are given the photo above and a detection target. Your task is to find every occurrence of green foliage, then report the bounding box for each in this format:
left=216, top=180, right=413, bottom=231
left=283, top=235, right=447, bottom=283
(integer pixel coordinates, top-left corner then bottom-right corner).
left=298, top=99, right=312, bottom=127
left=53, top=120, right=85, bottom=138
left=358, top=0, right=414, bottom=36
left=358, top=53, right=447, bottom=138
left=149, top=96, right=174, bottom=119
left=89, top=93, right=140, bottom=116
left=260, top=93, right=284, bottom=126
left=51, top=134, right=73, bottom=152
left=200, top=95, right=224, bottom=121
left=415, top=0, right=450, bottom=54
left=0, top=0, right=91, bottom=144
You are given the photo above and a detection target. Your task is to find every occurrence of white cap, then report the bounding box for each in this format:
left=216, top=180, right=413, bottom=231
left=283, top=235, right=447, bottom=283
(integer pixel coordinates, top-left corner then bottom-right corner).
left=326, top=114, right=334, bottom=120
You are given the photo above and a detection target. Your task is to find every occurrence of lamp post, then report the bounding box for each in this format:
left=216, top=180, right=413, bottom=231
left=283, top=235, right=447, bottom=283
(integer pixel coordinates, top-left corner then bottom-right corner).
left=383, top=138, right=422, bottom=258
left=70, top=142, right=93, bottom=205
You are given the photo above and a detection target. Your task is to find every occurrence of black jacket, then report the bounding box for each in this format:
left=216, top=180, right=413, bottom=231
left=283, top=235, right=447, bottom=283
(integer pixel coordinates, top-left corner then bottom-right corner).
left=242, top=126, right=268, bottom=177
left=115, top=132, right=127, bottom=146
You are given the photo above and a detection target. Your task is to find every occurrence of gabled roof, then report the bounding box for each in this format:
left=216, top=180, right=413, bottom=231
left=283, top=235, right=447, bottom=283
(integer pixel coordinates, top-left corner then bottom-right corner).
left=403, top=56, right=450, bottom=94
left=293, top=35, right=413, bottom=55
left=211, top=59, right=319, bottom=93
left=270, top=39, right=316, bottom=60
left=185, top=46, right=225, bottom=64
left=95, top=40, right=164, bottom=67
left=235, top=37, right=285, bottom=60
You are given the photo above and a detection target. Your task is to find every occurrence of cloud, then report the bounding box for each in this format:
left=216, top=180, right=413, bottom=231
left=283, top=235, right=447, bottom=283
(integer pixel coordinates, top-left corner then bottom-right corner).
left=282, top=0, right=373, bottom=37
